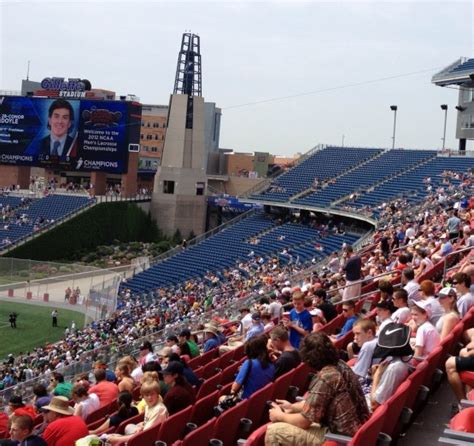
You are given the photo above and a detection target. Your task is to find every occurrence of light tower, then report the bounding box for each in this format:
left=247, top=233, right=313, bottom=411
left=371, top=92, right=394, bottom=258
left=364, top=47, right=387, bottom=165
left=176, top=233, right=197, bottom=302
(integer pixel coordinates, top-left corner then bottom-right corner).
left=151, top=33, right=208, bottom=237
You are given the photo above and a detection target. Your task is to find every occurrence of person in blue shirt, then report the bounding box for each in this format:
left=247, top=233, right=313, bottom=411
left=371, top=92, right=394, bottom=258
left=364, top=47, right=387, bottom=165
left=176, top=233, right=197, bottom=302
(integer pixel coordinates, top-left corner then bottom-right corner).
left=202, top=325, right=220, bottom=352
left=228, top=334, right=275, bottom=399
left=331, top=301, right=358, bottom=341
left=283, top=292, right=312, bottom=349
left=245, top=313, right=265, bottom=341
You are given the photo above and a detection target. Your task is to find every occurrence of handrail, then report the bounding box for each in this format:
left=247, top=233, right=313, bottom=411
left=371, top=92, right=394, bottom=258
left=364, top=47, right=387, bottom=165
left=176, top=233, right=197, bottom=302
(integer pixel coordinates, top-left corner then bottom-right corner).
left=442, top=244, right=473, bottom=280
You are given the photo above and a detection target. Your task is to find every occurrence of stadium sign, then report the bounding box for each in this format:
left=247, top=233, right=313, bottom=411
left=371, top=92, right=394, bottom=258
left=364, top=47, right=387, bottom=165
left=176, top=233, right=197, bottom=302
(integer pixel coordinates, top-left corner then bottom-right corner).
left=40, top=77, right=87, bottom=98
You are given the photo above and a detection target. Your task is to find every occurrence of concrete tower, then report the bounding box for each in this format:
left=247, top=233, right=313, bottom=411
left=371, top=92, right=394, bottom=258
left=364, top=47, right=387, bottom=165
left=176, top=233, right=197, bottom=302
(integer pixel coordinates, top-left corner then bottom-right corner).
left=151, top=33, right=207, bottom=237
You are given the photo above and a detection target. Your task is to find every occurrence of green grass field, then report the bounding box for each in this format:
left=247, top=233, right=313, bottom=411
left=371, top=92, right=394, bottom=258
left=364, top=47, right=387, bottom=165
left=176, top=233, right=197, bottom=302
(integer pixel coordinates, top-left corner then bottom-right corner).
left=0, top=301, right=84, bottom=359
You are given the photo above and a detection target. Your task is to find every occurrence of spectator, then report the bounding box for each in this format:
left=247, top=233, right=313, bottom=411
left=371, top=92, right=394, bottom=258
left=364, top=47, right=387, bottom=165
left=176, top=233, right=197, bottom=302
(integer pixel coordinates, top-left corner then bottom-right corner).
left=331, top=301, right=357, bottom=341
left=41, top=396, right=88, bottom=446
left=49, top=373, right=72, bottom=400
left=410, top=301, right=440, bottom=360
left=391, top=289, right=411, bottom=324
left=245, top=313, right=265, bottom=341
left=166, top=353, right=201, bottom=388
left=269, top=326, right=301, bottom=379
left=447, top=209, right=462, bottom=240
left=141, top=363, right=169, bottom=398
left=419, top=280, right=443, bottom=325
left=309, top=308, right=326, bottom=332
left=368, top=324, right=412, bottom=412
left=89, top=391, right=138, bottom=435
left=375, top=301, right=394, bottom=334
left=115, top=363, right=135, bottom=393
left=93, top=359, right=116, bottom=383
left=9, top=415, right=46, bottom=446
left=446, top=340, right=474, bottom=404
left=261, top=312, right=275, bottom=331
left=415, top=248, right=434, bottom=278
left=138, top=341, right=157, bottom=366
left=342, top=245, right=362, bottom=301
left=436, top=287, right=460, bottom=339
left=266, top=332, right=369, bottom=445
left=402, top=268, right=420, bottom=303
left=349, top=319, right=377, bottom=382
left=377, top=280, right=394, bottom=302
left=162, top=361, right=195, bottom=415
left=178, top=329, right=200, bottom=358
left=33, top=384, right=51, bottom=411
left=283, top=292, right=312, bottom=349
left=71, top=385, right=100, bottom=421
left=106, top=381, right=168, bottom=444
left=227, top=335, right=275, bottom=400
left=88, top=369, right=119, bottom=407
left=312, top=288, right=337, bottom=322
left=202, top=325, right=221, bottom=353
left=452, top=272, right=474, bottom=317
left=268, top=293, right=283, bottom=321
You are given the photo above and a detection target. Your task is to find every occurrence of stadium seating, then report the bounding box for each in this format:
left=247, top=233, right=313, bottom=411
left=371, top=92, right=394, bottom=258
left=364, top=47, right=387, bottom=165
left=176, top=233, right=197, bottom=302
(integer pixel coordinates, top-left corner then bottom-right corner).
left=126, top=212, right=359, bottom=292
left=250, top=146, right=382, bottom=202
left=0, top=194, right=93, bottom=249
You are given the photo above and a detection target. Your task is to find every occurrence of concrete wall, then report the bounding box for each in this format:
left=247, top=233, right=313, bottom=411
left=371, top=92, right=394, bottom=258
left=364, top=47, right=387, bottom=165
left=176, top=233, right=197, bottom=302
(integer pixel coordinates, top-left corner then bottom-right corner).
left=0, top=166, right=31, bottom=188
left=225, top=176, right=264, bottom=196
left=456, top=88, right=474, bottom=142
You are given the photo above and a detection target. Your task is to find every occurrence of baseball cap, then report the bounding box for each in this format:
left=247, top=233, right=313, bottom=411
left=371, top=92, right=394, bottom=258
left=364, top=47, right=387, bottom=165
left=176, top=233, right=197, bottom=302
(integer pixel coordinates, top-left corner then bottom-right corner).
left=179, top=329, right=191, bottom=338
left=251, top=312, right=261, bottom=321
left=162, top=361, right=184, bottom=375
left=413, top=300, right=432, bottom=319
left=438, top=287, right=457, bottom=299
left=310, top=308, right=323, bottom=317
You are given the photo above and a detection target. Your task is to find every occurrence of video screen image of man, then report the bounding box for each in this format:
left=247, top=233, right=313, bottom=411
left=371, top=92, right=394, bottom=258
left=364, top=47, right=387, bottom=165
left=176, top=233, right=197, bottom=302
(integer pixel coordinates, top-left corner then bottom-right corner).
left=39, top=99, right=77, bottom=161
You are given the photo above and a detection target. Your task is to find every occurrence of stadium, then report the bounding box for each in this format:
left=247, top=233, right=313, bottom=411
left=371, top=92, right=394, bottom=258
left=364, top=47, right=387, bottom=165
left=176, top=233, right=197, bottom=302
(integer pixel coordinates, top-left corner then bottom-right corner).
left=0, top=9, right=474, bottom=446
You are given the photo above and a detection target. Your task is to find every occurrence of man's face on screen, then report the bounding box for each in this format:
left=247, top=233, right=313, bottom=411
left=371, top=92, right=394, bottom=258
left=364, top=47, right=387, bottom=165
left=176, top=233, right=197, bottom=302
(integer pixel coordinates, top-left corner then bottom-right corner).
left=49, top=107, right=72, bottom=139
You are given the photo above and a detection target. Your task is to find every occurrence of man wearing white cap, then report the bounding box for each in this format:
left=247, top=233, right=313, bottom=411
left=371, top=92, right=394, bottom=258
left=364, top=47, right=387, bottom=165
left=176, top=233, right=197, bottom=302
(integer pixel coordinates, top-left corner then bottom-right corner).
left=41, top=396, right=88, bottom=446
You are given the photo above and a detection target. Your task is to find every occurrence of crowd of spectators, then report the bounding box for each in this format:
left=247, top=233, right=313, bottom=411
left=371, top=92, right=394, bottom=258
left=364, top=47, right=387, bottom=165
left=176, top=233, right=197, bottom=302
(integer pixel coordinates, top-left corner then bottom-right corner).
left=0, top=167, right=470, bottom=444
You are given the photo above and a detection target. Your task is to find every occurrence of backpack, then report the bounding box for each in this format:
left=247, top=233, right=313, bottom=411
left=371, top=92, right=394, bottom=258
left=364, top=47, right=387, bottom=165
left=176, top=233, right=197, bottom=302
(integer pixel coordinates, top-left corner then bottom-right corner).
left=373, top=322, right=413, bottom=360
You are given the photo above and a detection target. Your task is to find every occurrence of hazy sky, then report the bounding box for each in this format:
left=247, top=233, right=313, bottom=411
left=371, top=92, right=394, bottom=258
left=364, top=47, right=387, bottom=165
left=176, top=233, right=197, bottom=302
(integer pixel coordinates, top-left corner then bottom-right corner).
left=1, top=1, right=473, bottom=155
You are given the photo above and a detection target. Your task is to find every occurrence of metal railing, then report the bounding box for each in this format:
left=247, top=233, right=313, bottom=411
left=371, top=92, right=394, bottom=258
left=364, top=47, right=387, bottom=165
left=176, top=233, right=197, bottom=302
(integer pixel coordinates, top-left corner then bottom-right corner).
left=442, top=244, right=473, bottom=280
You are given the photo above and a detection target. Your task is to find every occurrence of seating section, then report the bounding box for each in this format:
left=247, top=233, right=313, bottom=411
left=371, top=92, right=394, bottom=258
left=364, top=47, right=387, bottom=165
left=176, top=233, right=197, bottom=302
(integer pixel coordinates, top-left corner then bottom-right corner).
left=0, top=194, right=93, bottom=249
left=250, top=146, right=381, bottom=202
left=126, top=213, right=359, bottom=292
left=342, top=156, right=474, bottom=211
left=294, top=149, right=436, bottom=208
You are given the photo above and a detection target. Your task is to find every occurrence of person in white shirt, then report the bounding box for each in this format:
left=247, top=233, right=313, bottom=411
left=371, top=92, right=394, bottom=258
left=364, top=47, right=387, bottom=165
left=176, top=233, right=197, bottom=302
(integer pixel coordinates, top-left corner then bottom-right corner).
left=419, top=279, right=443, bottom=326
left=350, top=319, right=378, bottom=379
left=436, top=287, right=460, bottom=340
left=410, top=300, right=440, bottom=360
left=401, top=268, right=420, bottom=303
left=391, top=289, right=411, bottom=324
left=452, top=272, right=474, bottom=317
left=375, top=301, right=394, bottom=335
left=268, top=293, right=283, bottom=321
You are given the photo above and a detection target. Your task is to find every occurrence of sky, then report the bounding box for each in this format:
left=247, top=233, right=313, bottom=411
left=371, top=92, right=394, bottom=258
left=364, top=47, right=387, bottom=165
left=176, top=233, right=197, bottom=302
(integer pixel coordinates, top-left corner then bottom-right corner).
left=1, top=0, right=473, bottom=156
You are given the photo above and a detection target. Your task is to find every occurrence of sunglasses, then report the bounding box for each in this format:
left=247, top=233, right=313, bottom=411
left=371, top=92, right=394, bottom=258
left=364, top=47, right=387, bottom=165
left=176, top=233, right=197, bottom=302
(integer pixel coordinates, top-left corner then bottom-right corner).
left=452, top=281, right=459, bottom=285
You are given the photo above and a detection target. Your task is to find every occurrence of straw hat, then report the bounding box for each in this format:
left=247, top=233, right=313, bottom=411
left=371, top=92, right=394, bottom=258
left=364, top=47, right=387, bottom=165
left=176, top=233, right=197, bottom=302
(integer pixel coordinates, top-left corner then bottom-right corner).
left=42, top=396, right=74, bottom=416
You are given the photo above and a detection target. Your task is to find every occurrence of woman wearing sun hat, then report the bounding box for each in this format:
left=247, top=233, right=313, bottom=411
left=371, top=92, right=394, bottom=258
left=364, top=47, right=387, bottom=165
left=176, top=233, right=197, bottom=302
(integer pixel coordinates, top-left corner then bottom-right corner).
left=41, top=396, right=88, bottom=446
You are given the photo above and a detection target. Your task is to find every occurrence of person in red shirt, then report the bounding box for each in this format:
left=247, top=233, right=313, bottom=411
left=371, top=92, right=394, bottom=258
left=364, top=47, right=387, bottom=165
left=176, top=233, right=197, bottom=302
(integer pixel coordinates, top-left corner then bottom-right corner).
left=88, top=369, right=119, bottom=407
left=41, top=396, right=88, bottom=446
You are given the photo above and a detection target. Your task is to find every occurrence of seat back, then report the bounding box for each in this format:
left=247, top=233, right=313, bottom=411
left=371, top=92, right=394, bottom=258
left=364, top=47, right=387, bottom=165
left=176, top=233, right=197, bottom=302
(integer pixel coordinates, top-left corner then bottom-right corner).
left=84, top=399, right=118, bottom=425
left=190, top=389, right=219, bottom=426
left=196, top=373, right=222, bottom=401
left=212, top=399, right=250, bottom=446
left=450, top=407, right=474, bottom=433
left=116, top=411, right=144, bottom=435
left=381, top=380, right=411, bottom=438
left=271, top=368, right=296, bottom=401
left=245, top=382, right=274, bottom=430
left=201, top=357, right=222, bottom=380
left=405, top=361, right=429, bottom=410
left=218, top=350, right=236, bottom=370
left=424, top=345, right=444, bottom=390
left=125, top=419, right=162, bottom=446
left=220, top=360, right=242, bottom=386
left=290, top=362, right=312, bottom=395
left=182, top=417, right=216, bottom=446
left=349, top=403, right=388, bottom=446
left=232, top=343, right=246, bottom=362
left=244, top=423, right=270, bottom=446
left=157, top=406, right=192, bottom=445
